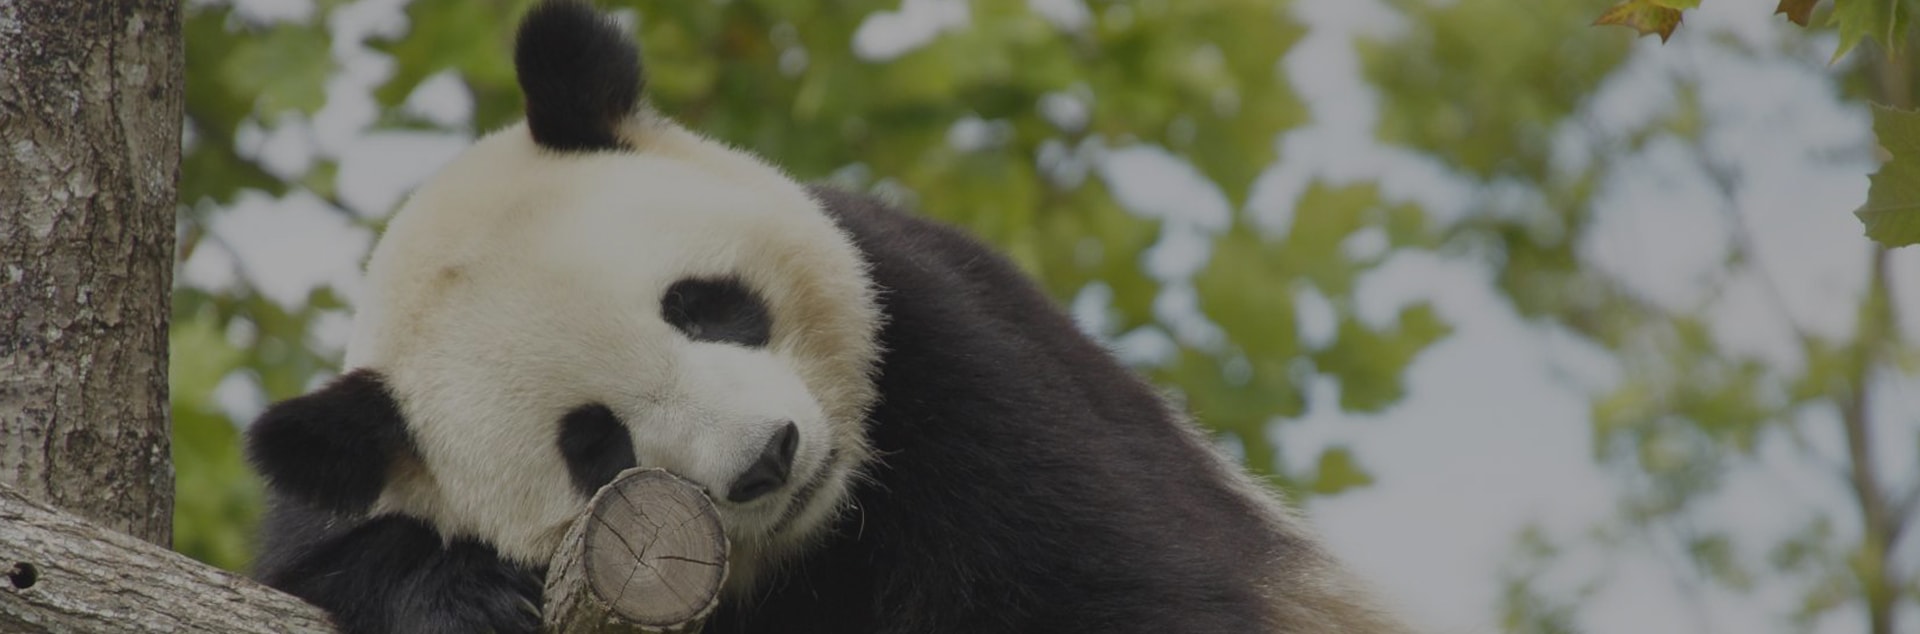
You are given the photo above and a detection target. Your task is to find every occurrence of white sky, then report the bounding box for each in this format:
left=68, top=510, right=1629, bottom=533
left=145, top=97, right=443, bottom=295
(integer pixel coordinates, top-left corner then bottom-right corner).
left=186, top=1, right=1920, bottom=632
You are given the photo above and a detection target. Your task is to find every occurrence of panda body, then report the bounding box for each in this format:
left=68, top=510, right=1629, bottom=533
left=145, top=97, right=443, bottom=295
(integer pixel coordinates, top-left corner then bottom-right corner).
left=713, top=189, right=1408, bottom=634
left=243, top=2, right=1409, bottom=633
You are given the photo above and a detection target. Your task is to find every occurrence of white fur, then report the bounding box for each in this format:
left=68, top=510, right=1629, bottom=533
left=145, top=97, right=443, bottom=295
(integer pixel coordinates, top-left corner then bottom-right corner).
left=343, top=115, right=881, bottom=592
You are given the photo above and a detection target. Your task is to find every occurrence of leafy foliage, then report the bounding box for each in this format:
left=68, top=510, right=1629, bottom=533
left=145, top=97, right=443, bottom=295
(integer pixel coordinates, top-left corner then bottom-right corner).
left=169, top=306, right=260, bottom=572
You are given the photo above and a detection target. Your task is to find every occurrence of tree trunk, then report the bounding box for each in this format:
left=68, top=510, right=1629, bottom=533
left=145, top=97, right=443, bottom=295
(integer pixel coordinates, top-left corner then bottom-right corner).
left=0, top=0, right=181, bottom=547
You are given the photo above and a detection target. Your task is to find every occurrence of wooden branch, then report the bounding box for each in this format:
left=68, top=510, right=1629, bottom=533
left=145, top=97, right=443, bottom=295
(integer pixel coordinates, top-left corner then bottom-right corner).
left=0, top=483, right=335, bottom=633
left=542, top=468, right=728, bottom=634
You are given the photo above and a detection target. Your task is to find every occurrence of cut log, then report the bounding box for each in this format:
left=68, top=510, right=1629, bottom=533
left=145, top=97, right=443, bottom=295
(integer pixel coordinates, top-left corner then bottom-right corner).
left=542, top=468, right=729, bottom=634
left=0, top=483, right=335, bottom=633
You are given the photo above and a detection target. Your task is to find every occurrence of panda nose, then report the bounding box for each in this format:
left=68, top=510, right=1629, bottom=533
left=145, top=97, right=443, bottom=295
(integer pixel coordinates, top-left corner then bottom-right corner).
left=727, top=422, right=798, bottom=503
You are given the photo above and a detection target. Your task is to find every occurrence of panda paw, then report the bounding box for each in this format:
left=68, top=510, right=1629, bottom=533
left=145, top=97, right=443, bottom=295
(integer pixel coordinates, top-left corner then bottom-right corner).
left=391, top=537, right=546, bottom=634
left=263, top=512, right=548, bottom=634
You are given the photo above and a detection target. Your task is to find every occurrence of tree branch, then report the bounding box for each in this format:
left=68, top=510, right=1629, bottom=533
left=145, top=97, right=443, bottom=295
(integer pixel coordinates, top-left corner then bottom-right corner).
left=1840, top=246, right=1896, bottom=634
left=0, top=483, right=335, bottom=633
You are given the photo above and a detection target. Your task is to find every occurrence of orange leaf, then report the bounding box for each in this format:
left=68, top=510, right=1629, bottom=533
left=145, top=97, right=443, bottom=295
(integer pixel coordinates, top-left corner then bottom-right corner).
left=1594, top=1, right=1684, bottom=42
left=1776, top=0, right=1819, bottom=26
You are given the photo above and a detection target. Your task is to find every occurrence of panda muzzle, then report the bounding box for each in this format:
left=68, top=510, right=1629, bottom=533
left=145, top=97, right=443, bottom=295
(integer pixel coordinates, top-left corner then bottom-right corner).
left=726, top=422, right=798, bottom=503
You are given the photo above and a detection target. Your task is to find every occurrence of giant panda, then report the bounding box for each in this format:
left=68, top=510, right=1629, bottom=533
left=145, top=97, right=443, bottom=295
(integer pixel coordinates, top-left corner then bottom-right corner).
left=243, top=1, right=1411, bottom=633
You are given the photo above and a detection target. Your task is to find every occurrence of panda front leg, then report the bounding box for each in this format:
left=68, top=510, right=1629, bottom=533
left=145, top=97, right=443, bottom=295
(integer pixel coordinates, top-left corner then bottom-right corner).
left=253, top=499, right=545, bottom=634
left=242, top=372, right=551, bottom=633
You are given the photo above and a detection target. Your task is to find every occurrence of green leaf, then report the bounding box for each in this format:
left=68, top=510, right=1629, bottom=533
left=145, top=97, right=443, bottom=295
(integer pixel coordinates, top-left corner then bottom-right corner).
left=1593, top=0, right=1690, bottom=42
left=1312, top=303, right=1452, bottom=413
left=1859, top=105, right=1920, bottom=247
left=1776, top=0, right=1821, bottom=25
left=1309, top=446, right=1375, bottom=496
left=1197, top=227, right=1299, bottom=362
left=1830, top=0, right=1911, bottom=62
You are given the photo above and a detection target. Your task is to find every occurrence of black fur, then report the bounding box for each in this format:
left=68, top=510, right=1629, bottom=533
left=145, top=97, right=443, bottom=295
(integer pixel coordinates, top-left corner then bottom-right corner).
left=513, top=0, right=641, bottom=152
left=244, top=370, right=413, bottom=514
left=556, top=403, right=638, bottom=497
left=246, top=370, right=546, bottom=634
left=661, top=277, right=774, bottom=347
left=687, top=187, right=1310, bottom=634
left=254, top=502, right=543, bottom=634
left=247, top=371, right=557, bottom=634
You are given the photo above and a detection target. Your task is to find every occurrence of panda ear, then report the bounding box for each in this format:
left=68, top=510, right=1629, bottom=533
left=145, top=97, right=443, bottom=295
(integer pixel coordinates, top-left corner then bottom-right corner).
left=244, top=370, right=415, bottom=515
left=514, top=0, right=644, bottom=152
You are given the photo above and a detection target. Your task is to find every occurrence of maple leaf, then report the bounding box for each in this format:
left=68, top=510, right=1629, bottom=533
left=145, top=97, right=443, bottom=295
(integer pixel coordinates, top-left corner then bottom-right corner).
left=1594, top=0, right=1697, bottom=42
left=1831, top=0, right=1910, bottom=62
left=1859, top=106, right=1920, bottom=248
left=1775, top=0, right=1820, bottom=26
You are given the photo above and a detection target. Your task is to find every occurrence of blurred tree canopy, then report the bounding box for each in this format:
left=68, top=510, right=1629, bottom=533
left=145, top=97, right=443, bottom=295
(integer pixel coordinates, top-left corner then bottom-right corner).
left=1366, top=0, right=1917, bottom=632
left=173, top=0, right=1917, bottom=632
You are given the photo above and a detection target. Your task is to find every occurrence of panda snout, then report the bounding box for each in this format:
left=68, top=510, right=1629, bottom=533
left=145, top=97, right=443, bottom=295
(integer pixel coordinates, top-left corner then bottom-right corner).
left=726, top=421, right=799, bottom=503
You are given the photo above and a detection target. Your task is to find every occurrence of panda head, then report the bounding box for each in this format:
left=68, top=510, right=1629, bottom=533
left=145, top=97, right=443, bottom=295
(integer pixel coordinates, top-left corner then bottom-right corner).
left=245, top=0, right=881, bottom=589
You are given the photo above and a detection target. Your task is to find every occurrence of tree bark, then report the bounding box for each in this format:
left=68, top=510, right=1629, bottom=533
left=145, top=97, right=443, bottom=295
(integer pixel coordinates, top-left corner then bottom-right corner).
left=542, top=468, right=729, bottom=634
left=0, top=483, right=335, bottom=633
left=0, top=0, right=183, bottom=546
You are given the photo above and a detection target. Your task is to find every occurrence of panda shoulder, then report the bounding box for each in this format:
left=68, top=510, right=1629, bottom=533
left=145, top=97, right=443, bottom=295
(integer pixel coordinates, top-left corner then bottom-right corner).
left=804, top=185, right=1021, bottom=291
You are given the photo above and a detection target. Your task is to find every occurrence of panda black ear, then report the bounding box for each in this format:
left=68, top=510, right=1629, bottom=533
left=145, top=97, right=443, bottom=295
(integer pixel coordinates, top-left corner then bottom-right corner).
left=244, top=370, right=415, bottom=515
left=514, top=0, right=644, bottom=152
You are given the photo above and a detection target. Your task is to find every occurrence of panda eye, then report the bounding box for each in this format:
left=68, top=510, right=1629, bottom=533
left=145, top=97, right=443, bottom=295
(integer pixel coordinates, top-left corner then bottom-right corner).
left=660, top=277, right=773, bottom=348
left=556, top=404, right=636, bottom=497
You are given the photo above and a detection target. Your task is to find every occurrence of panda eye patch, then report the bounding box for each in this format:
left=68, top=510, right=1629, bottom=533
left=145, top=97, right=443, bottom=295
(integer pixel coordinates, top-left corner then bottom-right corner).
left=557, top=403, right=637, bottom=497
left=660, top=277, right=773, bottom=347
